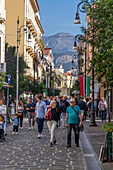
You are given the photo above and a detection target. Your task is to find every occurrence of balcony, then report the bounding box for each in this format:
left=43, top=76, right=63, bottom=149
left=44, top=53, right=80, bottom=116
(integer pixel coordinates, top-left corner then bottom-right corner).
left=0, top=9, right=6, bottom=24
left=26, top=46, right=35, bottom=58
left=0, top=63, right=6, bottom=73
left=26, top=18, right=37, bottom=38
left=35, top=37, right=42, bottom=50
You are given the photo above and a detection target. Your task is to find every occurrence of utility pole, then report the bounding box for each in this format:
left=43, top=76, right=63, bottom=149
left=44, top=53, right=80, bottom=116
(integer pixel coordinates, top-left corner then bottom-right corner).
left=85, top=43, right=87, bottom=99
left=16, top=16, right=20, bottom=111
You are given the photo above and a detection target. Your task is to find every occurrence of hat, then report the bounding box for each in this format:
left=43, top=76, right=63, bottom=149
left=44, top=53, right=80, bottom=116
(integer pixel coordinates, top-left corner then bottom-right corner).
left=70, top=98, right=75, bottom=102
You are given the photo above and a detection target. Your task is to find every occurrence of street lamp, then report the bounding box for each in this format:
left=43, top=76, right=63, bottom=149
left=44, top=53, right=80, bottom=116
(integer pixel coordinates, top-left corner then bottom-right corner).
left=74, top=12, right=81, bottom=24
left=16, top=16, right=31, bottom=110
left=73, top=34, right=87, bottom=99
left=74, top=1, right=86, bottom=24
left=74, top=0, right=97, bottom=127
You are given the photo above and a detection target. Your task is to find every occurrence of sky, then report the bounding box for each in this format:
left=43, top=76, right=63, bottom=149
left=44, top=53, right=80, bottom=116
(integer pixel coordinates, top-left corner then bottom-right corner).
left=38, top=0, right=86, bottom=36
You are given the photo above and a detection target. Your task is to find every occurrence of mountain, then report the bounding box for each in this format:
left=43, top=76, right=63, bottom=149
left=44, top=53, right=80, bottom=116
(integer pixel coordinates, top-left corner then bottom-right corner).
left=43, top=33, right=77, bottom=72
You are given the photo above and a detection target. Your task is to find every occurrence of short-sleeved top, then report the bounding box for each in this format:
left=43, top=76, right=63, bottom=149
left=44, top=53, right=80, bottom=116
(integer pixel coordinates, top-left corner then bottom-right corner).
left=12, top=118, right=19, bottom=126
left=66, top=105, right=81, bottom=124
left=18, top=105, right=23, bottom=113
left=27, top=102, right=36, bottom=113
left=51, top=108, right=60, bottom=122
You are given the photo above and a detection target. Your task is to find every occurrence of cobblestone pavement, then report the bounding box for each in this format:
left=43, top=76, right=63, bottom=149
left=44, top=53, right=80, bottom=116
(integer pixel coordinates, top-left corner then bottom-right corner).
left=0, top=119, right=86, bottom=170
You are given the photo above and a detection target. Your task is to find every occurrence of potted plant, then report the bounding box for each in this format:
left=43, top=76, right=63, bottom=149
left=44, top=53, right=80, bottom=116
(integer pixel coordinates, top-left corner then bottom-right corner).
left=102, top=122, right=113, bottom=162
left=102, top=122, right=113, bottom=132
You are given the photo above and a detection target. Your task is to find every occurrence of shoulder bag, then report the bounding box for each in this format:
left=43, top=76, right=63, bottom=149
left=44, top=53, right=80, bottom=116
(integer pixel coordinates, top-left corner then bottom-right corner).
left=71, top=107, right=84, bottom=132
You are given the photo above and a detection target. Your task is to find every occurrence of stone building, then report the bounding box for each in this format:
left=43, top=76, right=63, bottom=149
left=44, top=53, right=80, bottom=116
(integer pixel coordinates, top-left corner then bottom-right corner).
left=5, top=0, right=44, bottom=81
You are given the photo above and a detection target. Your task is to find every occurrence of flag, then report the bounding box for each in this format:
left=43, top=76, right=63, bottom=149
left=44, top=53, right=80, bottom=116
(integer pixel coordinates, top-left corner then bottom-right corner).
left=80, top=76, right=91, bottom=98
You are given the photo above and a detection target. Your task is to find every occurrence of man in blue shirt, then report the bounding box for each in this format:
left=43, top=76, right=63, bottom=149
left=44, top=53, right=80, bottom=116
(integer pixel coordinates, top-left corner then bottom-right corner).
left=26, top=97, right=36, bottom=130
left=65, top=98, right=82, bottom=147
left=45, top=96, right=51, bottom=107
left=35, top=95, right=47, bottom=138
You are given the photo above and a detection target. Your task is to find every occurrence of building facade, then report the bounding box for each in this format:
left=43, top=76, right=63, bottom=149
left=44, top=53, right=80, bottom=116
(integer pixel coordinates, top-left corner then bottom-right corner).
left=54, top=65, right=77, bottom=96
left=43, top=48, right=54, bottom=92
left=0, top=0, right=6, bottom=98
left=5, top=0, right=44, bottom=81
left=0, top=0, right=6, bottom=71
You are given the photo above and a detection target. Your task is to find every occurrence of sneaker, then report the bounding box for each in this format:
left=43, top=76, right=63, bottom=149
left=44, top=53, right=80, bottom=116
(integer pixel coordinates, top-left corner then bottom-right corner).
left=20, top=127, right=23, bottom=130
left=66, top=145, right=71, bottom=148
left=12, top=132, right=15, bottom=134
left=37, top=134, right=41, bottom=138
left=53, top=140, right=56, bottom=145
left=49, top=142, right=53, bottom=147
left=29, top=127, right=31, bottom=130
left=16, top=132, right=18, bottom=135
left=40, top=134, right=43, bottom=138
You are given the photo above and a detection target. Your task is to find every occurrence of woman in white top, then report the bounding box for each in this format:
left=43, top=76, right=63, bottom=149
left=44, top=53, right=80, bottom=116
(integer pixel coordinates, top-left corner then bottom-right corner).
left=17, top=99, right=24, bottom=129
left=0, top=98, right=7, bottom=135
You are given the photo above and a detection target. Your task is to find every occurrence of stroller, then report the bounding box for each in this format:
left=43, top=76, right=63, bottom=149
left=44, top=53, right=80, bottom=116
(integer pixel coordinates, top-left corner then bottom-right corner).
left=0, top=115, right=5, bottom=142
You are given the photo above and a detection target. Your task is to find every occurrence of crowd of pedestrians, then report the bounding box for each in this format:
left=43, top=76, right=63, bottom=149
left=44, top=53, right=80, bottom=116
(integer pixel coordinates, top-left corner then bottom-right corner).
left=0, top=95, right=108, bottom=146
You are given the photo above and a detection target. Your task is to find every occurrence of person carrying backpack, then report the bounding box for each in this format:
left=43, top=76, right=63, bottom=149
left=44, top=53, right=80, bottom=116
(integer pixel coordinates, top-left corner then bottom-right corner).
left=61, top=96, right=70, bottom=128
left=44, top=100, right=60, bottom=147
left=78, top=98, right=87, bottom=121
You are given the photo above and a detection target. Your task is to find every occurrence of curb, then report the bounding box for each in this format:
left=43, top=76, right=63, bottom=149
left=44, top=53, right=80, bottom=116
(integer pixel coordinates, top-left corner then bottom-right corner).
left=80, top=130, right=103, bottom=170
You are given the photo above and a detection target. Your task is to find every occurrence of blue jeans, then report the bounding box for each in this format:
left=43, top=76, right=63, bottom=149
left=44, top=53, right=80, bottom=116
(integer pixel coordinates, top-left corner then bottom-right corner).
left=62, top=112, right=66, bottom=127
left=36, top=118, right=44, bottom=134
left=100, top=110, right=107, bottom=121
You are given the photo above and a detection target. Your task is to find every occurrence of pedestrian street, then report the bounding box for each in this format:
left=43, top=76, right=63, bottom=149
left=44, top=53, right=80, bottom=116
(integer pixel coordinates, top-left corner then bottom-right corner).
left=0, top=119, right=86, bottom=170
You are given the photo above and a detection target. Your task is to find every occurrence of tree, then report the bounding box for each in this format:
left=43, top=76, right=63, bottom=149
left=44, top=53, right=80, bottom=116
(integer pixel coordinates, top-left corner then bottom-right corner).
left=5, top=43, right=31, bottom=97
left=84, top=0, right=113, bottom=121
left=70, top=80, right=80, bottom=96
left=0, top=72, right=5, bottom=98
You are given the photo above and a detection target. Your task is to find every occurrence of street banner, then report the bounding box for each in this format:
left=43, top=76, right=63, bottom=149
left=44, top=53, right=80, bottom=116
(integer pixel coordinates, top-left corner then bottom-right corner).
left=80, top=76, right=84, bottom=97
left=80, top=76, right=91, bottom=98
left=86, top=76, right=91, bottom=97
left=44, top=84, right=48, bottom=96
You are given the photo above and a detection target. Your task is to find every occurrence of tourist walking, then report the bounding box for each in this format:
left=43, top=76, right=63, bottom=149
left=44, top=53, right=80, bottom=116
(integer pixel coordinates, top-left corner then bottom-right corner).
left=2, top=100, right=7, bottom=135
left=78, top=98, right=87, bottom=121
left=35, top=95, right=47, bottom=138
left=65, top=98, right=82, bottom=147
left=96, top=96, right=101, bottom=118
left=17, top=99, right=24, bottom=129
left=11, top=113, right=19, bottom=135
left=0, top=99, right=7, bottom=135
left=45, top=96, right=51, bottom=108
left=61, top=96, right=70, bottom=127
left=45, top=100, right=60, bottom=147
left=98, top=97, right=107, bottom=122
left=26, top=97, right=36, bottom=130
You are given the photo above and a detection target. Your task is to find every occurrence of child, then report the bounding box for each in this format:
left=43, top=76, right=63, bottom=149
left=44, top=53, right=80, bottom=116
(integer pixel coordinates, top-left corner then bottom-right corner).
left=11, top=113, right=19, bottom=134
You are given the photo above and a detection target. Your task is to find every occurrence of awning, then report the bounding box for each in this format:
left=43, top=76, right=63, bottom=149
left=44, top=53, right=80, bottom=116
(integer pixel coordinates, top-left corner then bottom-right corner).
left=72, top=90, right=80, bottom=94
